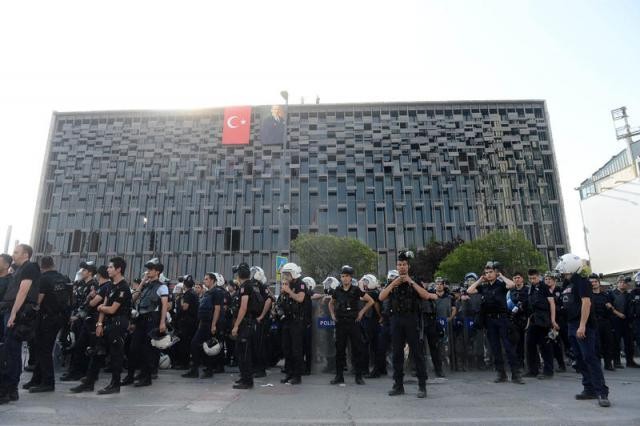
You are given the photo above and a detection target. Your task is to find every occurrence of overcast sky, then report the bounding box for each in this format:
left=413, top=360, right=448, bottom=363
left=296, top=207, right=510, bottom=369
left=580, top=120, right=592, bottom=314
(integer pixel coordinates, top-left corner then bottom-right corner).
left=1, top=0, right=638, bottom=259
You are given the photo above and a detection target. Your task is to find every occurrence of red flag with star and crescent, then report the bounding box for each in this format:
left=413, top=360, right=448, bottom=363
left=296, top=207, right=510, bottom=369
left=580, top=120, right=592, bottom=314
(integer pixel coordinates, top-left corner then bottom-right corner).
left=222, top=106, right=252, bottom=145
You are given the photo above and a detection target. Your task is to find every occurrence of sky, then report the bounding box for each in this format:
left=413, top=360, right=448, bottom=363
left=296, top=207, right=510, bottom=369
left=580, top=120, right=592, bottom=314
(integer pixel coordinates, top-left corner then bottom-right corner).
left=1, top=0, right=639, bottom=259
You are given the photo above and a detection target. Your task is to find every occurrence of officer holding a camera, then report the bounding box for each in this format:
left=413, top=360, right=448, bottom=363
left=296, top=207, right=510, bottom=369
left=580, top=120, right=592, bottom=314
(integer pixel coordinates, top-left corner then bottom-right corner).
left=379, top=250, right=436, bottom=399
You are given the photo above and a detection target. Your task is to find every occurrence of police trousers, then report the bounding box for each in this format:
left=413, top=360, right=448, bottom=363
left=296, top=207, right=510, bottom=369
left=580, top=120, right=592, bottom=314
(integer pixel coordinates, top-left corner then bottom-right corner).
left=31, top=313, right=64, bottom=386
left=391, top=314, right=427, bottom=386
left=423, top=317, right=443, bottom=373
left=485, top=315, right=519, bottom=372
left=526, top=324, right=554, bottom=376
left=281, top=319, right=304, bottom=378
left=87, top=316, right=128, bottom=385
left=190, top=321, right=213, bottom=369
left=335, top=318, right=366, bottom=376
left=128, top=312, right=158, bottom=379
left=236, top=320, right=255, bottom=384
left=568, top=322, right=608, bottom=397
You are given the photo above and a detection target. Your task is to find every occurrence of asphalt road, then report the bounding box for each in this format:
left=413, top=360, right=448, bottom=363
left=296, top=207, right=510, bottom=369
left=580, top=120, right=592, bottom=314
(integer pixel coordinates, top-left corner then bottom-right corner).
left=2, top=365, right=640, bottom=425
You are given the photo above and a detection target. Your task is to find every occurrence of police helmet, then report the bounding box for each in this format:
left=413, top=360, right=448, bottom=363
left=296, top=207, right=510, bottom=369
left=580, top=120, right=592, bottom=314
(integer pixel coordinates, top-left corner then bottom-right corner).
left=144, top=258, right=164, bottom=274
left=173, top=283, right=184, bottom=295
left=130, top=308, right=139, bottom=319
left=79, top=260, right=97, bottom=275
left=250, top=266, right=268, bottom=284
left=387, top=270, right=400, bottom=281
left=203, top=337, right=222, bottom=356
left=280, top=263, right=302, bottom=279
left=360, top=274, right=379, bottom=290
left=340, top=265, right=355, bottom=276
left=302, top=276, right=316, bottom=290
left=554, top=253, right=583, bottom=275
left=397, top=250, right=414, bottom=262
left=183, top=274, right=195, bottom=288
left=322, top=276, right=340, bottom=291
left=214, top=272, right=226, bottom=287
left=158, top=353, right=172, bottom=369
left=464, top=272, right=479, bottom=282
left=149, top=328, right=172, bottom=350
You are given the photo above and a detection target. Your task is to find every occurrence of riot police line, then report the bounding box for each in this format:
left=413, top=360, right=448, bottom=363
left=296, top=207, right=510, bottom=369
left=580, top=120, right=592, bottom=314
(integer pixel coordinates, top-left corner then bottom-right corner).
left=1, top=246, right=639, bottom=406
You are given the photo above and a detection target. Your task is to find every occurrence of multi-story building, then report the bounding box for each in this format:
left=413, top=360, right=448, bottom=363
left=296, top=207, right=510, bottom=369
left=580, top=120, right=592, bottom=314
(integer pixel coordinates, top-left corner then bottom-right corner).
left=31, top=100, right=569, bottom=280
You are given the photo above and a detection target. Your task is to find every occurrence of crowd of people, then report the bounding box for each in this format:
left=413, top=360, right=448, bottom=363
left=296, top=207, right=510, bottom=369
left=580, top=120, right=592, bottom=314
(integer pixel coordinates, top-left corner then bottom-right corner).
left=1, top=244, right=640, bottom=408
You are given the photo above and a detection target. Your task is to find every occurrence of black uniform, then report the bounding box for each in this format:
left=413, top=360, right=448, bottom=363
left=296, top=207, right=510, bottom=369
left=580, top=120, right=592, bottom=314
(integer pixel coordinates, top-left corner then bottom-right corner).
left=66, top=278, right=98, bottom=379
left=87, top=279, right=131, bottom=387
left=420, top=291, right=443, bottom=376
left=388, top=278, right=428, bottom=389
left=176, top=287, right=198, bottom=368
left=332, top=284, right=367, bottom=380
left=30, top=270, right=71, bottom=389
left=525, top=282, right=554, bottom=377
left=187, top=286, right=218, bottom=375
left=477, top=279, right=520, bottom=378
left=235, top=280, right=258, bottom=385
left=278, top=279, right=306, bottom=382
left=548, top=284, right=568, bottom=370
left=508, top=285, right=529, bottom=369
left=592, top=290, right=615, bottom=369
left=612, top=288, right=635, bottom=367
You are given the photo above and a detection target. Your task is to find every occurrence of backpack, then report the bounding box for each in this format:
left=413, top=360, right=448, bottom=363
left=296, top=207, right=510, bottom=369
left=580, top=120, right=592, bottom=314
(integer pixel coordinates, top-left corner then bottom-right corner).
left=50, top=273, right=73, bottom=314
left=248, top=282, right=265, bottom=317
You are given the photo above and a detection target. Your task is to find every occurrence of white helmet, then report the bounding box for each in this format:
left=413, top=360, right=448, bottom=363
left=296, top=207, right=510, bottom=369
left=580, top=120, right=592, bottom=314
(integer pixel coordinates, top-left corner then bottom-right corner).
left=633, top=271, right=640, bottom=284
left=173, top=283, right=184, bottom=294
left=360, top=274, right=379, bottom=290
left=280, top=262, right=302, bottom=279
left=387, top=270, right=399, bottom=281
left=555, top=253, right=584, bottom=274
left=302, top=276, right=316, bottom=290
left=214, top=272, right=226, bottom=287
left=203, top=337, right=222, bottom=356
left=251, top=266, right=268, bottom=285
left=322, top=277, right=340, bottom=291
left=158, top=353, right=171, bottom=369
left=130, top=309, right=139, bottom=319
left=150, top=334, right=172, bottom=350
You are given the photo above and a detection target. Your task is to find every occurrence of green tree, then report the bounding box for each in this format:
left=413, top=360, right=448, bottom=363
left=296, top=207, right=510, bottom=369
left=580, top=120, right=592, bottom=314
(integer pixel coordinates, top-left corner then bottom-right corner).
left=291, top=233, right=378, bottom=281
left=436, top=231, right=546, bottom=282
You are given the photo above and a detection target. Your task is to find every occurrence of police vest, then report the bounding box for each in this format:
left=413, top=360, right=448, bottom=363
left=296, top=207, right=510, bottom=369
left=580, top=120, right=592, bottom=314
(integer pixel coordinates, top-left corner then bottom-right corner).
left=334, top=285, right=361, bottom=320
left=528, top=284, right=551, bottom=327
left=390, top=283, right=419, bottom=315
left=138, top=281, right=162, bottom=315
left=198, top=288, right=215, bottom=321
left=281, top=280, right=305, bottom=320
left=480, top=281, right=508, bottom=314
left=592, top=292, right=612, bottom=320
left=629, top=290, right=640, bottom=319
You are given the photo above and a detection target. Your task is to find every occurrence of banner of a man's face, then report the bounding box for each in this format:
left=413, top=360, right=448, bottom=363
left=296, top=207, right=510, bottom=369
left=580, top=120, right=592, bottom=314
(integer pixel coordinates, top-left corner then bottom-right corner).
left=260, top=105, right=286, bottom=146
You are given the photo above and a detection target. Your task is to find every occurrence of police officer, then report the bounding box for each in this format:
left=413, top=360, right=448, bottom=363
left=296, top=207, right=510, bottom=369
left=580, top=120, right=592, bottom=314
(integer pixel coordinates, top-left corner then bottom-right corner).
left=231, top=263, right=259, bottom=389
left=556, top=254, right=610, bottom=407
left=70, top=257, right=131, bottom=395
left=467, top=261, right=524, bottom=384
left=126, top=258, right=170, bottom=387
left=379, top=250, right=436, bottom=398
left=277, top=262, right=306, bottom=385
left=251, top=266, right=273, bottom=378
left=174, top=275, right=198, bottom=369
left=328, top=266, right=374, bottom=385
left=507, top=272, right=529, bottom=370
left=0, top=244, right=40, bottom=405
left=611, top=276, right=638, bottom=368
left=630, top=276, right=640, bottom=356
left=183, top=273, right=218, bottom=378
left=523, top=269, right=557, bottom=379
left=420, top=278, right=444, bottom=378
left=61, top=260, right=98, bottom=382
left=589, top=274, right=617, bottom=371
left=462, top=272, right=486, bottom=369
left=360, top=274, right=383, bottom=378
left=545, top=271, right=567, bottom=372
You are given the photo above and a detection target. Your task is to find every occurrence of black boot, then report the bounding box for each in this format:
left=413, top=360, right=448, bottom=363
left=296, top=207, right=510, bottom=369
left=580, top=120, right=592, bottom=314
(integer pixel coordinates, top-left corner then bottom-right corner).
left=388, top=383, right=405, bottom=396
left=417, top=384, right=427, bottom=399
left=511, top=369, right=525, bottom=384
left=182, top=368, right=199, bottom=378
left=70, top=380, right=94, bottom=393
left=330, top=374, right=344, bottom=385
left=121, top=375, right=135, bottom=386
left=494, top=370, right=508, bottom=383
left=97, top=381, right=120, bottom=395
left=355, top=375, right=365, bottom=385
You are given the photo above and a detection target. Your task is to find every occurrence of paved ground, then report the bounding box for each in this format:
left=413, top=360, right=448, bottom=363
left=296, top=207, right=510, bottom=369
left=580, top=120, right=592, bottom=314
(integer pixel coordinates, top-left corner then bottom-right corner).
left=2, top=366, right=640, bottom=425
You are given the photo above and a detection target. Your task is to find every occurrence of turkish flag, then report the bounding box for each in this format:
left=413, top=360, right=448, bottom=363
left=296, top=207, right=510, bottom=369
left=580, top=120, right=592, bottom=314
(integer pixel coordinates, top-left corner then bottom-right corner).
left=222, top=106, right=252, bottom=145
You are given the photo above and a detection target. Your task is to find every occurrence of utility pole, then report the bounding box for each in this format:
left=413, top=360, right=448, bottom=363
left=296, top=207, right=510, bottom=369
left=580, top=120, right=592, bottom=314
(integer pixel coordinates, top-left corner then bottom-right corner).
left=611, top=106, right=640, bottom=177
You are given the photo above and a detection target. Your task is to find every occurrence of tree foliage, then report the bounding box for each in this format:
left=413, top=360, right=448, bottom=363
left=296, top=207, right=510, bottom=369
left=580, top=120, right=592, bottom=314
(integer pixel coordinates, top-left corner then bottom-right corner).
left=436, top=231, right=547, bottom=282
left=411, top=237, right=464, bottom=282
left=291, top=233, right=378, bottom=281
